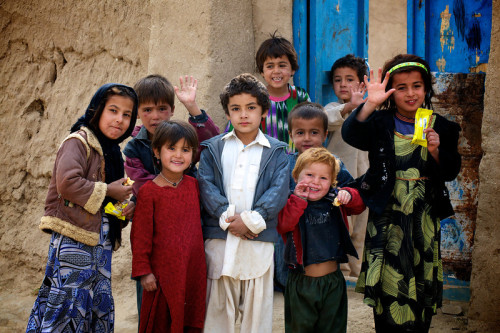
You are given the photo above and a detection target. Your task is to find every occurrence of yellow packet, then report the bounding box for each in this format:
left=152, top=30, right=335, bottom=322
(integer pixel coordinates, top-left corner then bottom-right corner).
left=333, top=197, right=342, bottom=206
left=411, top=108, right=433, bottom=147
left=104, top=201, right=129, bottom=220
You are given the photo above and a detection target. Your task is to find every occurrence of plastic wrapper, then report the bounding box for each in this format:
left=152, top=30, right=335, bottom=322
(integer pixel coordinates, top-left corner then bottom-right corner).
left=104, top=201, right=129, bottom=220
left=411, top=108, right=433, bottom=147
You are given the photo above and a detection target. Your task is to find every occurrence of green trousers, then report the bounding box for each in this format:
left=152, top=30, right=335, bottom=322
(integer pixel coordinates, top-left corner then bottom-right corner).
left=285, top=269, right=347, bottom=333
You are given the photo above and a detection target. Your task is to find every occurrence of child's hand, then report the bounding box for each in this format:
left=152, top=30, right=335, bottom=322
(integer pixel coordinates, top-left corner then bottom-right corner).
left=336, top=189, right=352, bottom=205
left=356, top=68, right=396, bottom=121
left=122, top=201, right=135, bottom=220
left=106, top=178, right=133, bottom=202
left=226, top=214, right=258, bottom=240
left=364, top=68, right=396, bottom=110
left=294, top=180, right=310, bottom=200
left=174, top=75, right=202, bottom=116
left=424, top=128, right=440, bottom=162
left=349, top=82, right=367, bottom=107
left=141, top=273, right=157, bottom=292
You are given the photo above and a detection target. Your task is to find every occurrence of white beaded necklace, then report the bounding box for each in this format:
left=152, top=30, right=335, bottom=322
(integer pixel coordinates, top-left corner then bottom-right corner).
left=159, top=171, right=183, bottom=187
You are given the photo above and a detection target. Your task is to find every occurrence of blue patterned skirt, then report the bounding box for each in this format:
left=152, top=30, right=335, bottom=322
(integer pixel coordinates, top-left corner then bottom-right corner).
left=26, top=216, right=114, bottom=333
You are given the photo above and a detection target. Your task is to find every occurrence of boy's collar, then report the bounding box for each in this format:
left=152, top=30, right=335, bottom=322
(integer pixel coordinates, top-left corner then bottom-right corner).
left=222, top=129, right=270, bottom=148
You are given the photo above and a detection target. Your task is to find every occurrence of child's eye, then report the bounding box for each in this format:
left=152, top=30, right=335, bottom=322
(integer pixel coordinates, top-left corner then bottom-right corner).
left=231, top=107, right=240, bottom=112
left=143, top=108, right=151, bottom=113
left=183, top=148, right=192, bottom=153
left=248, top=106, right=256, bottom=110
left=124, top=113, right=132, bottom=118
left=312, top=130, right=319, bottom=135
left=295, top=131, right=304, bottom=135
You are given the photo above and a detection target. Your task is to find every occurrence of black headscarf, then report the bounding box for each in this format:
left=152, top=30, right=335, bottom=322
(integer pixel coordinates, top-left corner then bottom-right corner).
left=70, top=83, right=138, bottom=250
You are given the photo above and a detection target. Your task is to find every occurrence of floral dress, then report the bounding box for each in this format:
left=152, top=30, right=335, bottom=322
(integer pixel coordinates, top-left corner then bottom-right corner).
left=355, top=115, right=443, bottom=331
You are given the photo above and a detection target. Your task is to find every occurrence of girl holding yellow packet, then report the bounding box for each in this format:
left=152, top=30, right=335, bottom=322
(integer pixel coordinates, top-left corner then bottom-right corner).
left=341, top=54, right=461, bottom=332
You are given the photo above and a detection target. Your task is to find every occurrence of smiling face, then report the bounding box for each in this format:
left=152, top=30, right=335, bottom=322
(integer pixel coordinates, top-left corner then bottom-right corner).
left=154, top=138, right=193, bottom=179
left=289, top=117, right=328, bottom=154
left=391, top=70, right=426, bottom=118
left=98, top=95, right=134, bottom=140
left=333, top=67, right=360, bottom=102
left=261, top=55, right=295, bottom=97
left=295, top=162, right=333, bottom=201
left=138, top=101, right=175, bottom=138
left=226, top=93, right=267, bottom=145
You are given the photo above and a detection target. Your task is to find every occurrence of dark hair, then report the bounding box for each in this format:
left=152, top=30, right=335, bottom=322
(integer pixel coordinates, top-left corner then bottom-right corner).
left=220, top=73, right=270, bottom=115
left=329, top=54, right=368, bottom=84
left=381, top=54, right=434, bottom=110
left=288, top=102, right=328, bottom=133
left=255, top=32, right=299, bottom=73
left=151, top=120, right=199, bottom=171
left=134, top=74, right=175, bottom=108
left=89, top=86, right=137, bottom=132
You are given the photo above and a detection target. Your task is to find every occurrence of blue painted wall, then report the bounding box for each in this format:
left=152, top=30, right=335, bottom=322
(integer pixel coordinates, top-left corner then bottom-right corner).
left=407, top=0, right=492, bottom=73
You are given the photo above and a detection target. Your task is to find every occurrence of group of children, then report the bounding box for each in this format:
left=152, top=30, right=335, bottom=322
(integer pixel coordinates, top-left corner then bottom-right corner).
left=26, top=33, right=461, bottom=333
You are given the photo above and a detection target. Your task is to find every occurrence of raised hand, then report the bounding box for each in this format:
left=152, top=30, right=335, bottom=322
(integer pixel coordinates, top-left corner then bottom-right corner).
left=356, top=68, right=396, bottom=121
left=349, top=82, right=367, bottom=108
left=364, top=68, right=395, bottom=108
left=174, top=75, right=202, bottom=116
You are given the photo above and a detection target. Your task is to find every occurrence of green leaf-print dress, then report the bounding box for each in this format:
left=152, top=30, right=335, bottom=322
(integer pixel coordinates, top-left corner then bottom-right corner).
left=355, top=116, right=443, bottom=330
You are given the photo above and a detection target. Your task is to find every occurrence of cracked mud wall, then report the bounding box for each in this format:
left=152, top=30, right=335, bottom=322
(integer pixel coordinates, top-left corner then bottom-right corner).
left=468, top=0, right=500, bottom=331
left=0, top=0, right=150, bottom=329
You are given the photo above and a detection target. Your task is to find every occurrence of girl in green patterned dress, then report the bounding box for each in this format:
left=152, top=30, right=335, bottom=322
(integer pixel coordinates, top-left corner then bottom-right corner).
left=341, top=54, right=461, bottom=332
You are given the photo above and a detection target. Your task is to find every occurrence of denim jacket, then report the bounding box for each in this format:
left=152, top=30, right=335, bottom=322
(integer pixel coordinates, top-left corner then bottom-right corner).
left=197, top=133, right=290, bottom=243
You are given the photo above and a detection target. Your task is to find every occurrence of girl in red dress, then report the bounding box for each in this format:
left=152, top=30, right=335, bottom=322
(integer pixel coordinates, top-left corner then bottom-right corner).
left=131, top=120, right=207, bottom=333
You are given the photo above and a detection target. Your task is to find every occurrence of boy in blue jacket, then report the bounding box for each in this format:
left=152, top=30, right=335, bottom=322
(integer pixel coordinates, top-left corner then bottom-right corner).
left=198, top=73, right=289, bottom=333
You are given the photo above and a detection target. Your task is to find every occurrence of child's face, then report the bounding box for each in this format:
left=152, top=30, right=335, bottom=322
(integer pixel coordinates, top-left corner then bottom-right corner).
left=262, top=55, right=295, bottom=96
left=226, top=93, right=267, bottom=145
left=333, top=67, right=360, bottom=102
left=289, top=117, right=327, bottom=154
left=391, top=70, right=426, bottom=117
left=154, top=138, right=193, bottom=178
left=138, top=102, right=175, bottom=137
left=296, top=162, right=333, bottom=201
left=98, top=95, right=134, bottom=140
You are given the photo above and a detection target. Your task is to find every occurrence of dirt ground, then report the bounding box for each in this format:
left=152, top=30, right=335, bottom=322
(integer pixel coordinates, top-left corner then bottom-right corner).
left=0, top=277, right=468, bottom=332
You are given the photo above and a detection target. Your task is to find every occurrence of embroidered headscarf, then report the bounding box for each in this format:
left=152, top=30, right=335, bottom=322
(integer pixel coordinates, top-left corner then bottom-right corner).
left=70, top=83, right=138, bottom=250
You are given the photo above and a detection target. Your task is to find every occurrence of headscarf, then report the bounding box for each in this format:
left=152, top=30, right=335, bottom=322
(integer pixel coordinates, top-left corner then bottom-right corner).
left=70, top=83, right=138, bottom=250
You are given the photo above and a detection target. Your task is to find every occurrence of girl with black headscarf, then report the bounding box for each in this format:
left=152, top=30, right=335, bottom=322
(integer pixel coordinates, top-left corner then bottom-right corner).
left=27, top=83, right=138, bottom=333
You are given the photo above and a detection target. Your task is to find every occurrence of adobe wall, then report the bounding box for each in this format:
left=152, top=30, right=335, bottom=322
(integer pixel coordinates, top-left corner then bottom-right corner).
left=468, top=0, right=500, bottom=330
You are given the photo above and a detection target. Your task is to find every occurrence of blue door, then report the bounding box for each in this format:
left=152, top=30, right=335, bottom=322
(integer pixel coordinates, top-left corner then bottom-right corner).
left=408, top=0, right=491, bottom=73
left=293, top=0, right=369, bottom=105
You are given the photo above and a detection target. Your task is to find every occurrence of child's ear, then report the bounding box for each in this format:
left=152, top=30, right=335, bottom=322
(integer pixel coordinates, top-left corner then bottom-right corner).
left=171, top=105, right=175, bottom=114
left=152, top=148, right=159, bottom=158
left=262, top=109, right=269, bottom=118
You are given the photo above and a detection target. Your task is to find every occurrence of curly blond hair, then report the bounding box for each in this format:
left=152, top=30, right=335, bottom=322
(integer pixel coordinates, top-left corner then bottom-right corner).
left=292, top=147, right=340, bottom=187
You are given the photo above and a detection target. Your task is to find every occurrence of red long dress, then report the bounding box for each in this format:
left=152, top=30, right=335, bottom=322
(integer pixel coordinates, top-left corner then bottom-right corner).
left=131, top=176, right=206, bottom=333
